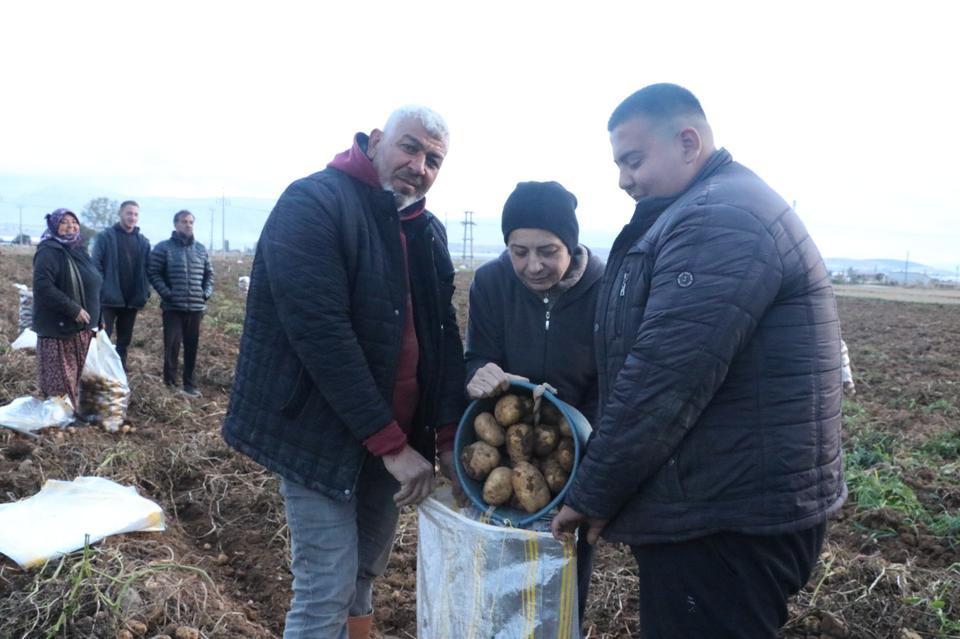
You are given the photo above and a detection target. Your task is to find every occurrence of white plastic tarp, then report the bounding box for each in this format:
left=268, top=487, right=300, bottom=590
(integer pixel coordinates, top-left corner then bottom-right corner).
left=0, top=395, right=74, bottom=434
left=417, top=487, right=579, bottom=639
left=11, top=328, right=37, bottom=351
left=0, top=476, right=165, bottom=568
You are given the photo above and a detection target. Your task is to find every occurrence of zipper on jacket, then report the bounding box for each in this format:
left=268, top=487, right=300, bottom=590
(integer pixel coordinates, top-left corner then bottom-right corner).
left=614, top=269, right=630, bottom=337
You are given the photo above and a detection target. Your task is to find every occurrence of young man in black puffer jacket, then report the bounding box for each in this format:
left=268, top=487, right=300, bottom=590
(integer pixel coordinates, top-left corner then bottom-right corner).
left=147, top=210, right=214, bottom=397
left=552, top=84, right=846, bottom=639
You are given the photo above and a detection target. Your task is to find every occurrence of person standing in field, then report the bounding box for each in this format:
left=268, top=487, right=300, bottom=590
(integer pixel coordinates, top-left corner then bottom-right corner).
left=147, top=210, right=214, bottom=397
left=464, top=180, right=603, bottom=633
left=222, top=105, right=466, bottom=639
left=32, top=208, right=102, bottom=411
left=91, top=200, right=151, bottom=371
left=552, top=83, right=846, bottom=638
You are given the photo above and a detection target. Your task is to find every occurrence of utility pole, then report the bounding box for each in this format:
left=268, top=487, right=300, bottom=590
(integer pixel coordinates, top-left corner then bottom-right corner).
left=461, top=210, right=475, bottom=265
left=209, top=207, right=216, bottom=251
left=18, top=205, right=23, bottom=242
left=903, top=251, right=910, bottom=286
left=221, top=191, right=226, bottom=254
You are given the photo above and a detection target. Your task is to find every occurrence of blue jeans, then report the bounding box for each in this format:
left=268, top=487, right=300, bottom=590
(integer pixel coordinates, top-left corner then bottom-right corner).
left=280, top=459, right=400, bottom=639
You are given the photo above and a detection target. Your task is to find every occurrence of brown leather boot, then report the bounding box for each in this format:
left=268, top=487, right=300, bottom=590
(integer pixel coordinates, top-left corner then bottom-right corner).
left=347, top=613, right=373, bottom=639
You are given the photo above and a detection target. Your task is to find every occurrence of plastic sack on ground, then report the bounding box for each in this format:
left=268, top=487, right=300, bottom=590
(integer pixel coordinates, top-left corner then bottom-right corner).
left=0, top=476, right=165, bottom=568
left=11, top=328, right=37, bottom=351
left=14, top=283, right=33, bottom=333
left=417, top=486, right=579, bottom=639
left=0, top=395, right=74, bottom=434
left=840, top=339, right=856, bottom=394
left=78, top=331, right=130, bottom=432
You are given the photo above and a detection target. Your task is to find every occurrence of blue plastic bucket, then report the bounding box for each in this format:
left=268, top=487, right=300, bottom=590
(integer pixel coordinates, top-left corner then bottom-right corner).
left=454, top=380, right=592, bottom=527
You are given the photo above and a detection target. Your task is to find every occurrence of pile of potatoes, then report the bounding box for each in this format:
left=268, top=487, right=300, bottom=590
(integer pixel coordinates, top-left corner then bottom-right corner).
left=78, top=375, right=129, bottom=432
left=460, top=393, right=575, bottom=514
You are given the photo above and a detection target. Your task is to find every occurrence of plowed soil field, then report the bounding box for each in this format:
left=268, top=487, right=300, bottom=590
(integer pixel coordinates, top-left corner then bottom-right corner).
left=1, top=248, right=958, bottom=638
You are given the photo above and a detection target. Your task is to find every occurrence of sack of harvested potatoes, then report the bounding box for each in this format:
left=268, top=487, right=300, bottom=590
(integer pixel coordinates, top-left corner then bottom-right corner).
left=78, top=332, right=130, bottom=432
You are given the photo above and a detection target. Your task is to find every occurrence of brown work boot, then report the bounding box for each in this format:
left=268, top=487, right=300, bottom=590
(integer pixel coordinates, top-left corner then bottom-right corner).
left=347, top=613, right=373, bottom=639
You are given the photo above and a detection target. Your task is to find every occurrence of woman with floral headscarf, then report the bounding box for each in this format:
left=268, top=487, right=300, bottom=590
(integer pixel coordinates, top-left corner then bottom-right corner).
left=31, top=208, right=102, bottom=410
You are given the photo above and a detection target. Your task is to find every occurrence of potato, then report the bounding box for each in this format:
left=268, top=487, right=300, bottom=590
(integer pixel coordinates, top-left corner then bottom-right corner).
left=482, top=467, right=514, bottom=505
left=542, top=456, right=570, bottom=494
left=528, top=456, right=543, bottom=473
left=511, top=461, right=552, bottom=513
left=460, top=441, right=501, bottom=481
left=505, top=423, right=533, bottom=463
left=521, top=397, right=534, bottom=418
left=556, top=415, right=573, bottom=437
left=473, top=412, right=505, bottom=447
left=540, top=401, right=562, bottom=424
left=553, top=437, right=575, bottom=472
left=533, top=423, right=559, bottom=457
left=494, top=394, right=527, bottom=426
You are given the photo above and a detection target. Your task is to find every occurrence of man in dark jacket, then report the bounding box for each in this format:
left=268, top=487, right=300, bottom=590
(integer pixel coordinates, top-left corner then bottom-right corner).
left=91, top=200, right=151, bottom=370
left=552, top=84, right=846, bottom=638
left=147, top=210, right=214, bottom=397
left=222, top=105, right=465, bottom=639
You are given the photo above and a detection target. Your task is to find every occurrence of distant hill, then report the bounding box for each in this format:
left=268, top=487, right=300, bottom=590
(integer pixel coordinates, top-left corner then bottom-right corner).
left=824, top=257, right=956, bottom=280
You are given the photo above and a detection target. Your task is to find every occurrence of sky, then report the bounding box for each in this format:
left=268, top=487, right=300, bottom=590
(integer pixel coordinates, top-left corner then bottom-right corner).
left=1, top=1, right=957, bottom=268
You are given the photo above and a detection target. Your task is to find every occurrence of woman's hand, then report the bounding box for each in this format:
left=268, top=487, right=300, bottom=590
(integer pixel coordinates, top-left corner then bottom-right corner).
left=466, top=363, right=528, bottom=399
left=75, top=308, right=91, bottom=324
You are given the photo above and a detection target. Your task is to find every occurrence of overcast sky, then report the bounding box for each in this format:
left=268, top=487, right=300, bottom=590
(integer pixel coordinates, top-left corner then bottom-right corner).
left=1, top=1, right=957, bottom=268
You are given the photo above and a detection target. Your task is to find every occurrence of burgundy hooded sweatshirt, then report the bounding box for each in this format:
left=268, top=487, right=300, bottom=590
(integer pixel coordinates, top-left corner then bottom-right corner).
left=327, top=135, right=455, bottom=456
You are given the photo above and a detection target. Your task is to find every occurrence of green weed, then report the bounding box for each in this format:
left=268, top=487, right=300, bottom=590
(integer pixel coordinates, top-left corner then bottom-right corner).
left=931, top=511, right=960, bottom=539
left=907, top=564, right=960, bottom=635
left=842, top=399, right=869, bottom=429
left=845, top=430, right=896, bottom=471
left=921, top=429, right=960, bottom=460
left=846, top=465, right=925, bottom=521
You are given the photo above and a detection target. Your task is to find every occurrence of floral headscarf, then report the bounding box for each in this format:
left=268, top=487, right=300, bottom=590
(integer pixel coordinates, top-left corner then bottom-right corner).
left=41, top=208, right=82, bottom=248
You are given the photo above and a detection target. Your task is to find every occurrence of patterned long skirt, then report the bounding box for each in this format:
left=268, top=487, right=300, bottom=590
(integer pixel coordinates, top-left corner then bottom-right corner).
left=36, top=331, right=93, bottom=410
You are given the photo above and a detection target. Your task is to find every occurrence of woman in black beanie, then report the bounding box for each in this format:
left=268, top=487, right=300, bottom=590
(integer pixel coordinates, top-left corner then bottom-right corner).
left=463, top=180, right=604, bottom=634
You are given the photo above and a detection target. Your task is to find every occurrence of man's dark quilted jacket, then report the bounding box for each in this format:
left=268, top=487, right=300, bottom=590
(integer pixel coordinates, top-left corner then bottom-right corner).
left=565, top=149, right=846, bottom=544
left=91, top=225, right=152, bottom=309
left=221, top=168, right=466, bottom=501
left=147, top=233, right=214, bottom=312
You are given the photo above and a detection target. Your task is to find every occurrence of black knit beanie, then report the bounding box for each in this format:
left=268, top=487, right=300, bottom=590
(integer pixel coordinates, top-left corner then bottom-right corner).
left=501, top=181, right=579, bottom=253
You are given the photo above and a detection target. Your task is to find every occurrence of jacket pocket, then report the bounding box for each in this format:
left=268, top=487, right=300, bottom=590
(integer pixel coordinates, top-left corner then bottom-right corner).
left=613, top=247, right=651, bottom=339
left=280, top=365, right=312, bottom=419
left=647, top=454, right=686, bottom=502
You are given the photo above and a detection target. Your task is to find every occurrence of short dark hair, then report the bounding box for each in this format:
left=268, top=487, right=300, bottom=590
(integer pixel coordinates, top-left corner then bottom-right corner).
left=608, top=83, right=706, bottom=132
left=119, top=200, right=139, bottom=212
left=173, top=209, right=194, bottom=225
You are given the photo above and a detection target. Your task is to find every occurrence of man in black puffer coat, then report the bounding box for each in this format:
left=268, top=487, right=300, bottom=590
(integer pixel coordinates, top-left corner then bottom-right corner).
left=552, top=84, right=846, bottom=639
left=222, top=105, right=465, bottom=639
left=147, top=210, right=214, bottom=396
